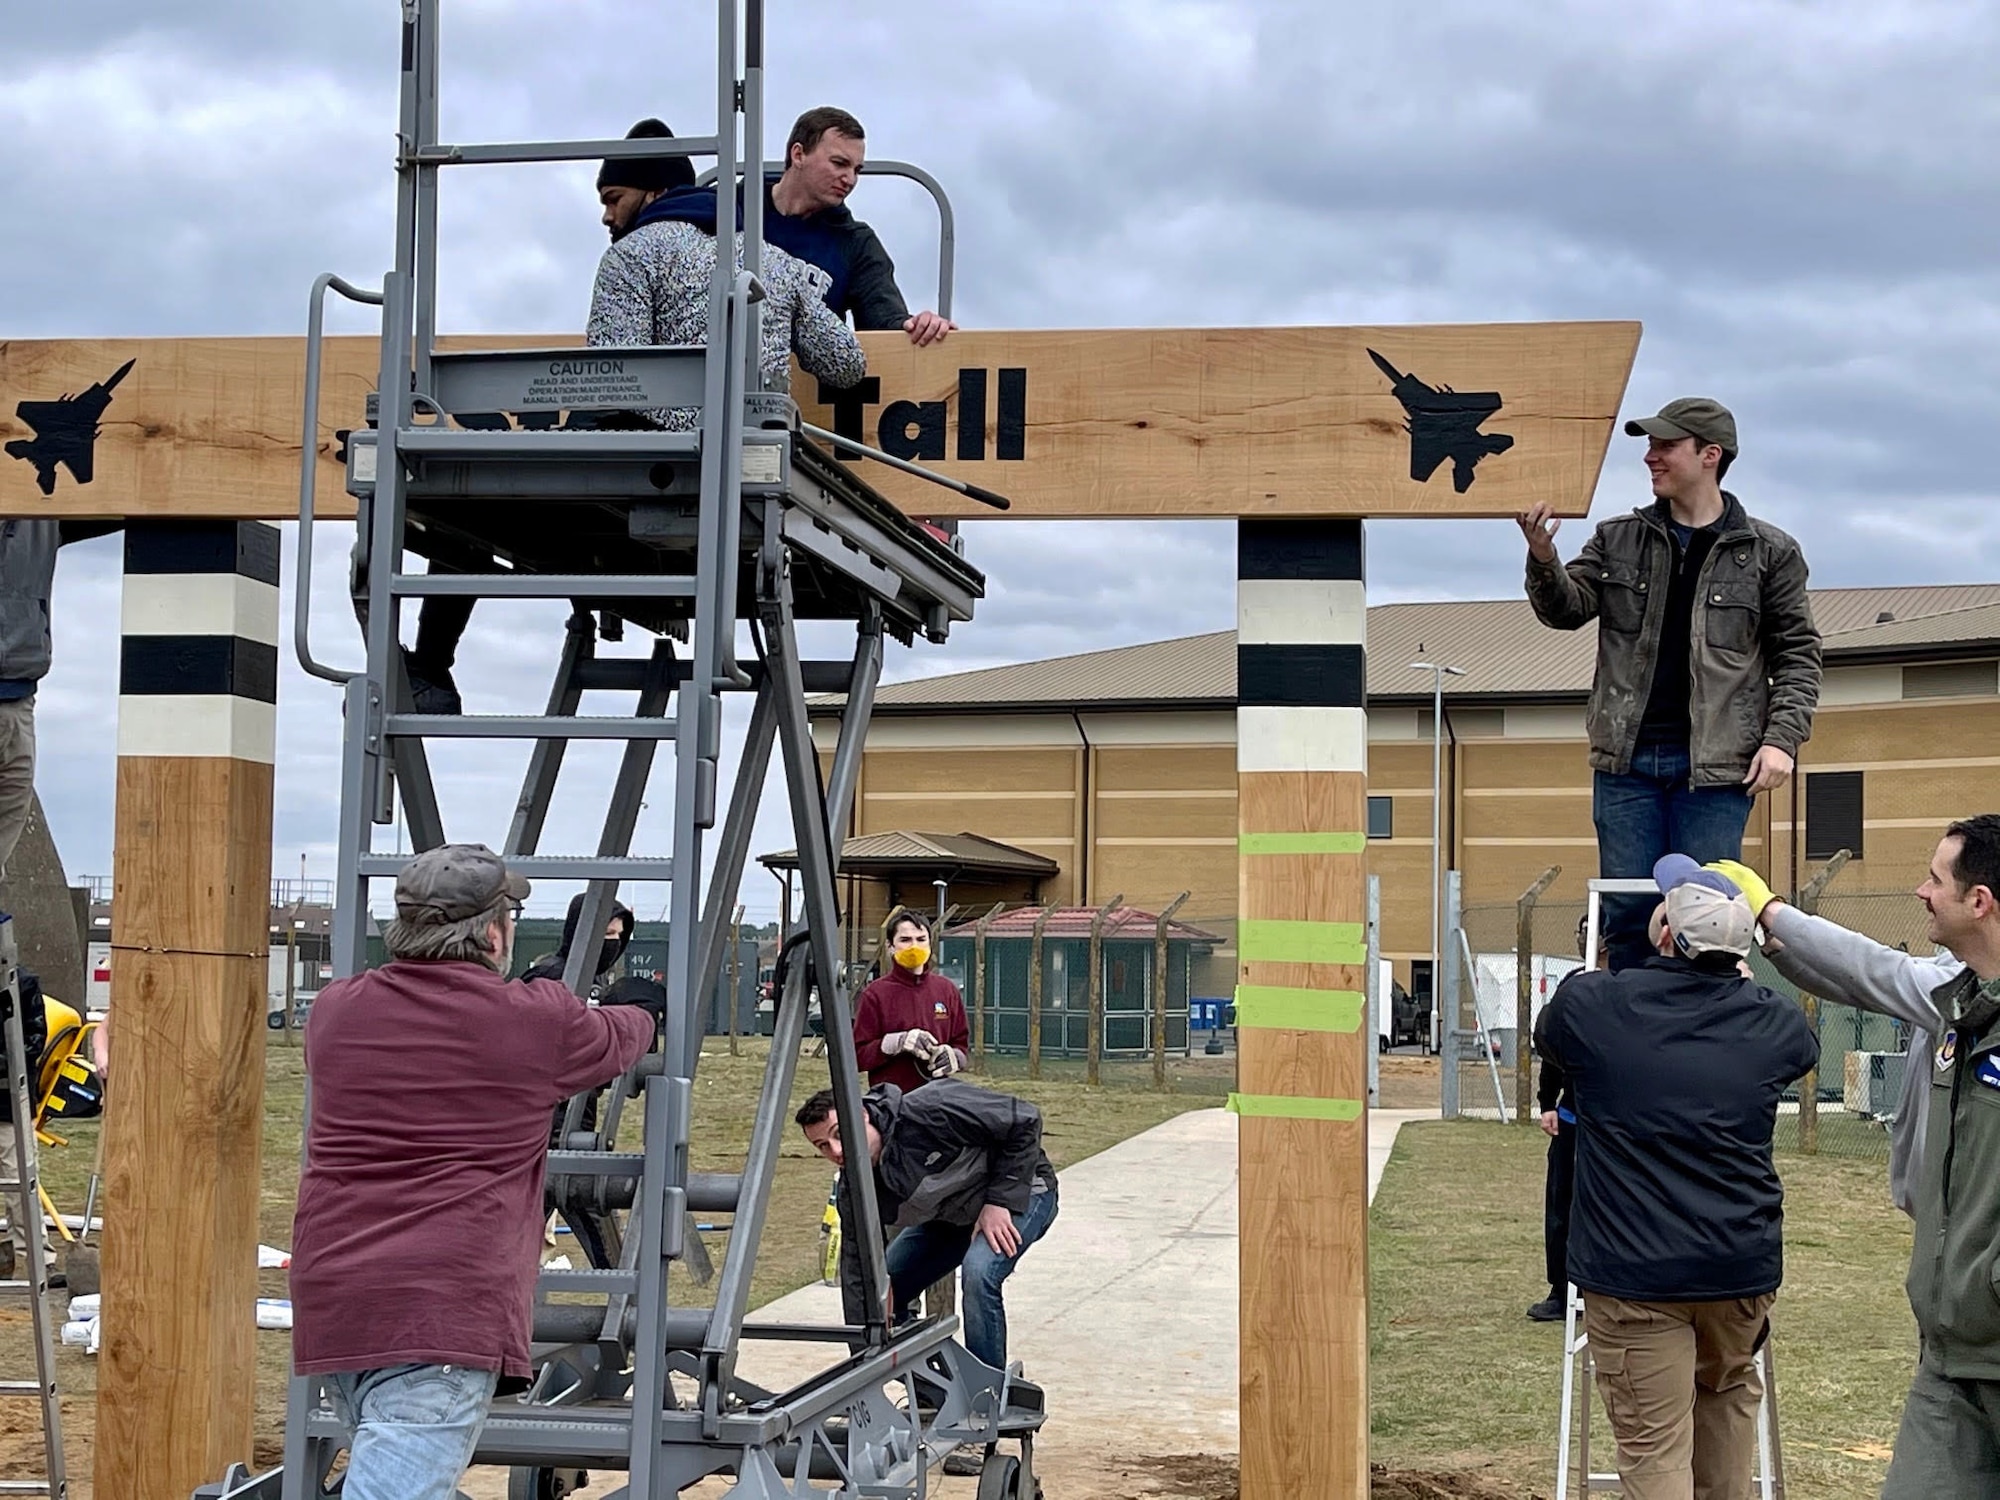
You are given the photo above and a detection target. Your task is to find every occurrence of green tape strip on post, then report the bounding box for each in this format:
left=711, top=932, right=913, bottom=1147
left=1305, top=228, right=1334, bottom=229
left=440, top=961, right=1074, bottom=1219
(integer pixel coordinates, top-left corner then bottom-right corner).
left=1226, top=1094, right=1365, bottom=1121
left=1238, top=832, right=1367, bottom=856
left=1233, top=984, right=1366, bottom=1032
left=1237, top=919, right=1367, bottom=967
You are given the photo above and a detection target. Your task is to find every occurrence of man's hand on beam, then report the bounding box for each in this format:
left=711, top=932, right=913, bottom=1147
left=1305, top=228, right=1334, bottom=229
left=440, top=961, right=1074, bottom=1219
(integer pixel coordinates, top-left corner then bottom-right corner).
left=904, top=310, right=955, bottom=347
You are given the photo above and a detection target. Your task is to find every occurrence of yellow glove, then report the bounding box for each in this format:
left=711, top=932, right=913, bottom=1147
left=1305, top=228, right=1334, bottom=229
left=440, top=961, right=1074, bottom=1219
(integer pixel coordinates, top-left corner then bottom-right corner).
left=1704, top=859, right=1776, bottom=919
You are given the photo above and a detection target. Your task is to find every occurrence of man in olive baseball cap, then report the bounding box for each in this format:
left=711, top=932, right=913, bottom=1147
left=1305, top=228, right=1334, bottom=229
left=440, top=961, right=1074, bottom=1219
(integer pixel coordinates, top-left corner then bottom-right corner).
left=1514, top=390, right=1822, bottom=972
left=1623, top=397, right=1738, bottom=459
left=393, top=843, right=530, bottom=926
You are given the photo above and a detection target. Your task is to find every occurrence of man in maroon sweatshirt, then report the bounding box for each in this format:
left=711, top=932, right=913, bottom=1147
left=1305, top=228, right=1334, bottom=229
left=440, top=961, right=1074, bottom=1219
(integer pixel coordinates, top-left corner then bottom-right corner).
left=852, top=910, right=970, bottom=1091
left=289, top=845, right=657, bottom=1500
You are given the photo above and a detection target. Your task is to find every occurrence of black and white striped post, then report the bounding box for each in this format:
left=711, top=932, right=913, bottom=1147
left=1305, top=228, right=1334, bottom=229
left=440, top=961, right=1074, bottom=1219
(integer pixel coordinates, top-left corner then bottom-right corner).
left=100, top=520, right=278, bottom=1498
left=1233, top=518, right=1372, bottom=1498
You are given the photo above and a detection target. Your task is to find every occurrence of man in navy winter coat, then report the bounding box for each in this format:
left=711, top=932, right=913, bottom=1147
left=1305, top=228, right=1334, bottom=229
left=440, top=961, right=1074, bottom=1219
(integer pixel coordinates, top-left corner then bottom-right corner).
left=1536, top=854, right=1817, bottom=1500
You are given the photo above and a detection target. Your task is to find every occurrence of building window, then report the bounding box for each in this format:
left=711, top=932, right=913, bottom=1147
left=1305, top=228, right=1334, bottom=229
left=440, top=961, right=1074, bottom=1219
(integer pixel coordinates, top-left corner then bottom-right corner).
left=1903, top=661, right=1999, bottom=700
left=1805, top=771, right=1864, bottom=861
left=1367, top=795, right=1394, bottom=840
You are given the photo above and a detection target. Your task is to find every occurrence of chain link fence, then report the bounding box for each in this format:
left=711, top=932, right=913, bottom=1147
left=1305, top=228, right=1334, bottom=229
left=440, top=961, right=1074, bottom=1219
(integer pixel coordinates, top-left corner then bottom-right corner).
left=1453, top=881, right=1935, bottom=1160
left=929, top=907, right=1238, bottom=1097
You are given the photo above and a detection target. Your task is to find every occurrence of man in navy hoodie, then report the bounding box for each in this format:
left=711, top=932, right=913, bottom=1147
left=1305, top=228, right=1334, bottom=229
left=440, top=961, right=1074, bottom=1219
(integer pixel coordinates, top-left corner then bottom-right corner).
left=767, top=106, right=953, bottom=346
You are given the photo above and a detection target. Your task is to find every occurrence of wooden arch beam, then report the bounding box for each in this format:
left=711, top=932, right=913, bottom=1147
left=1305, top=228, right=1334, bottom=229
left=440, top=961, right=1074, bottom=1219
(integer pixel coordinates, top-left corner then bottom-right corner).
left=0, top=320, right=1639, bottom=1500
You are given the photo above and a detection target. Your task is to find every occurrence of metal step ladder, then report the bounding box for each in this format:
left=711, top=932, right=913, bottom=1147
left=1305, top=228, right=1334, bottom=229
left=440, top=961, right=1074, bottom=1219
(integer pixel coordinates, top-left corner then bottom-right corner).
left=1556, top=1282, right=1785, bottom=1498
left=191, top=1, right=1045, bottom=1496
left=0, top=916, right=66, bottom=1498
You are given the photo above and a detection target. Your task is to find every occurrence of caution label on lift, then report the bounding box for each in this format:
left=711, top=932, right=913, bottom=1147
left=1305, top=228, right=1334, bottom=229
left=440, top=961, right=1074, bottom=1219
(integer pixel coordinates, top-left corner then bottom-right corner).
left=522, top=359, right=650, bottom=407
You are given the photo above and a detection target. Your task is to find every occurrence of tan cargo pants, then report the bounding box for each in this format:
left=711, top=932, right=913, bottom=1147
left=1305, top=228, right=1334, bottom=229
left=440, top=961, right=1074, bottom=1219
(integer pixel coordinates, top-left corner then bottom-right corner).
left=1582, top=1291, right=1774, bottom=1500
left=0, top=695, right=35, bottom=882
left=0, top=695, right=36, bottom=1269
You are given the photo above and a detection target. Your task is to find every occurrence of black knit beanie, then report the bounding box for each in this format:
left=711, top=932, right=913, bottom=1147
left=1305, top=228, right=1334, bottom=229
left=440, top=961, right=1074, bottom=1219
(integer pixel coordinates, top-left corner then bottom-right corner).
left=597, top=118, right=697, bottom=195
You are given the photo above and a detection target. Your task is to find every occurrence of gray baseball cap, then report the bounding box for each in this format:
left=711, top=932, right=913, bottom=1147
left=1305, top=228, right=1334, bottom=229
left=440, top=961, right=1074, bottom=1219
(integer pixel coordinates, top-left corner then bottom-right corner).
left=1625, top=397, right=1738, bottom=458
left=1653, top=854, right=1755, bottom=958
left=394, top=843, right=530, bottom=925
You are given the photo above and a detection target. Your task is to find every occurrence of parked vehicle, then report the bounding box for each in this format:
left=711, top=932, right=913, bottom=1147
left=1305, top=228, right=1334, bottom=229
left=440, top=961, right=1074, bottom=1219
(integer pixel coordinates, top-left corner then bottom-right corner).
left=1377, top=962, right=1428, bottom=1052
left=266, top=992, right=318, bottom=1030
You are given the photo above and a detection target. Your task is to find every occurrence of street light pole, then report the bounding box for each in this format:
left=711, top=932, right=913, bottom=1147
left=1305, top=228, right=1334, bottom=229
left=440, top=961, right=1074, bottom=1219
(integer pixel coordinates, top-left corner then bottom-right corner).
left=1409, top=660, right=1466, bottom=1052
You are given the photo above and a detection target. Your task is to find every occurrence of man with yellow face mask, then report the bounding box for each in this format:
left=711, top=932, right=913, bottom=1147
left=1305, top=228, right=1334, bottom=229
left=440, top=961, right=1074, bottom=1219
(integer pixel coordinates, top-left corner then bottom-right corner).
left=853, top=911, right=969, bottom=1093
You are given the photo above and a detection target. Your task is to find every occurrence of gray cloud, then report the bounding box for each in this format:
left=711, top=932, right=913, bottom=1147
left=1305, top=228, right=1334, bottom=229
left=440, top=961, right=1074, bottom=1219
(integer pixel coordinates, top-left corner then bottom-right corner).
left=13, top=0, right=2000, bottom=917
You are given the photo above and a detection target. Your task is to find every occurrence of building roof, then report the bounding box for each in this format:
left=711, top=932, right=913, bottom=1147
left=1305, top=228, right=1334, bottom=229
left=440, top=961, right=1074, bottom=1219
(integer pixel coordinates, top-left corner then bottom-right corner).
left=758, top=831, right=1059, bottom=879
left=837, top=583, right=2000, bottom=711
left=1808, top=599, right=2000, bottom=655
left=941, top=904, right=1223, bottom=943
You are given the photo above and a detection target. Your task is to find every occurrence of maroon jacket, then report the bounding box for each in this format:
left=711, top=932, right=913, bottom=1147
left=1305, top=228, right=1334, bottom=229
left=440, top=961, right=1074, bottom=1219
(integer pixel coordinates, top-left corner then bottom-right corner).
left=852, top=965, right=970, bottom=1093
left=290, top=959, right=654, bottom=1379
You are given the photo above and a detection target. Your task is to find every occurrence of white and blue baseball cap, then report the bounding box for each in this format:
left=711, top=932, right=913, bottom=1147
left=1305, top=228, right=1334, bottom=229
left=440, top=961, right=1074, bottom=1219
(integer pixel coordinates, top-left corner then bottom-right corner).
left=1653, top=854, right=1757, bottom=958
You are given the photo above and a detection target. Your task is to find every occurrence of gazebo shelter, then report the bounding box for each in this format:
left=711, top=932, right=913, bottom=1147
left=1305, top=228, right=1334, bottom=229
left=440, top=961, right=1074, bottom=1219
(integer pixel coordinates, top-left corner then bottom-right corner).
left=759, top=831, right=1060, bottom=968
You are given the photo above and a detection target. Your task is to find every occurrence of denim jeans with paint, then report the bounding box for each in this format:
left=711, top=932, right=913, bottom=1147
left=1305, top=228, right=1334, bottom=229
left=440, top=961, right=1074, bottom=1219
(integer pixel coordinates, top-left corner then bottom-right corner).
left=1594, top=740, right=1753, bottom=971
left=884, top=1180, right=1060, bottom=1369
left=325, top=1362, right=498, bottom=1500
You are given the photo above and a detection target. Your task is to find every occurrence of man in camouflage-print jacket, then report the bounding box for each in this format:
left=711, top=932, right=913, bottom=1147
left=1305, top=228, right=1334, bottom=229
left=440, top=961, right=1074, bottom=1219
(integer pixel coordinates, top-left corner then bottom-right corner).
left=586, top=184, right=866, bottom=428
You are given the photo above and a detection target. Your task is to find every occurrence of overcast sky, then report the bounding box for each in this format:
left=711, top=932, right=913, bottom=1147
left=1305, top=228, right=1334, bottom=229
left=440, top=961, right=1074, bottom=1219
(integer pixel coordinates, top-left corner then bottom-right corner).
left=11, top=0, right=2000, bottom=921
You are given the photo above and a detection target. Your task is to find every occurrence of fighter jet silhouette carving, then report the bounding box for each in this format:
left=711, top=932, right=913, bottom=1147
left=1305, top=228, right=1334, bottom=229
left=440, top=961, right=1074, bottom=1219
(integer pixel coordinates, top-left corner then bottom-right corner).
left=1368, top=349, right=1514, bottom=494
left=5, top=359, right=135, bottom=495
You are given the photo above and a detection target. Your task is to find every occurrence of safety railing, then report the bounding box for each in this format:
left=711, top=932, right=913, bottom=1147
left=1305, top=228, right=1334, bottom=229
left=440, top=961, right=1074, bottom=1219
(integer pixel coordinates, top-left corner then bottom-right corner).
left=294, top=272, right=384, bottom=684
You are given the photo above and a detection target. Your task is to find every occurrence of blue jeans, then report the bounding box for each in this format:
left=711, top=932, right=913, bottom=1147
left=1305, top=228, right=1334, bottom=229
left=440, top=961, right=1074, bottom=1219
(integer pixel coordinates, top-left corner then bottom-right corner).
left=1594, top=741, right=1753, bottom=972
left=325, top=1363, right=498, bottom=1500
left=885, top=1181, right=1060, bottom=1370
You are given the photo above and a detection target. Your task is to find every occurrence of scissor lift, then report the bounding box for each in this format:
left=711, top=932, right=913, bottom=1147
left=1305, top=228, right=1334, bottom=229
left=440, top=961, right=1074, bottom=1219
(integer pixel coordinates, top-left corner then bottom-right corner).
left=197, top=2, right=1043, bottom=1496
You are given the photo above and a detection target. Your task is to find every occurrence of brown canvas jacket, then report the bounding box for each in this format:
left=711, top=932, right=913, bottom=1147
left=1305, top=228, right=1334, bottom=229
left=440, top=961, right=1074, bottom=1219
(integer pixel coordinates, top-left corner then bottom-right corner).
left=1524, top=494, right=1821, bottom=786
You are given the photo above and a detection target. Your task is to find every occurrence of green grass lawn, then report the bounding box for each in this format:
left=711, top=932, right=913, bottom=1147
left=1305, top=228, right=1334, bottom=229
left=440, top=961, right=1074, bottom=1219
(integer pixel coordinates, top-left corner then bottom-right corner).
left=1370, top=1120, right=1915, bottom=1499
left=6, top=1031, right=1217, bottom=1488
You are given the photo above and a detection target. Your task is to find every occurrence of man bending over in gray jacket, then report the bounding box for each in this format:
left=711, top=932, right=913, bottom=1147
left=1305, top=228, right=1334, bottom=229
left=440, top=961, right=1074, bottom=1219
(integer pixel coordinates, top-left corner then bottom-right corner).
left=1708, top=818, right=2000, bottom=1497
left=797, top=1079, right=1058, bottom=1372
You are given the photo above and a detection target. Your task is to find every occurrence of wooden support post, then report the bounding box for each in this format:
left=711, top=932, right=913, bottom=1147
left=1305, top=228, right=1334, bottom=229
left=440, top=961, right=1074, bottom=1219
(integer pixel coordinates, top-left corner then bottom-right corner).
left=729, top=904, right=744, bottom=1057
left=1515, top=866, right=1561, bottom=1122
left=972, top=902, right=1002, bottom=1070
left=1027, top=904, right=1052, bottom=1080
left=1798, top=994, right=1821, bottom=1155
left=99, top=522, right=278, bottom=1500
left=1085, top=893, right=1122, bottom=1087
left=1234, top=519, right=1370, bottom=1499
left=1154, top=892, right=1191, bottom=1091
left=1792, top=852, right=1851, bottom=1159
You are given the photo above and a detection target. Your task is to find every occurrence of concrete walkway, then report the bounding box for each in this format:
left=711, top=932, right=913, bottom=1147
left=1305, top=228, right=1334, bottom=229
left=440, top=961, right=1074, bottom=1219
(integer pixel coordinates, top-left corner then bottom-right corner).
left=462, top=1103, right=1436, bottom=1495
left=731, top=1104, right=1433, bottom=1403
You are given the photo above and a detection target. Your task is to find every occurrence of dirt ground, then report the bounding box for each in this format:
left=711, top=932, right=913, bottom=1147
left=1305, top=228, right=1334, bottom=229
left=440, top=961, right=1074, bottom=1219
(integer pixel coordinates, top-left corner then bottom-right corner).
left=455, top=1451, right=1529, bottom=1499
left=1377, top=1051, right=1441, bottom=1109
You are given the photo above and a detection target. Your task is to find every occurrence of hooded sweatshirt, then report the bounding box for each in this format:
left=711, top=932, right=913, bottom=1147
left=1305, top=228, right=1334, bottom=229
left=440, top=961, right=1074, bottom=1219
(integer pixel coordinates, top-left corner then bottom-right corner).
left=852, top=962, right=969, bottom=1094
left=758, top=179, right=912, bottom=331
left=628, top=181, right=911, bottom=331
left=524, top=893, right=636, bottom=997
left=586, top=187, right=865, bottom=429
left=1757, top=902, right=1954, bottom=1218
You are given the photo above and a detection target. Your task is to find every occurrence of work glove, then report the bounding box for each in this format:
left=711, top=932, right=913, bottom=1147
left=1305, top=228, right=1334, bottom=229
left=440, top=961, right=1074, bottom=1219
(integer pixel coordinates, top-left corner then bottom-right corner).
left=882, top=1029, right=939, bottom=1059
left=925, top=1046, right=967, bottom=1080
left=603, top=976, right=670, bottom=1016
left=1703, top=859, right=1777, bottom=920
